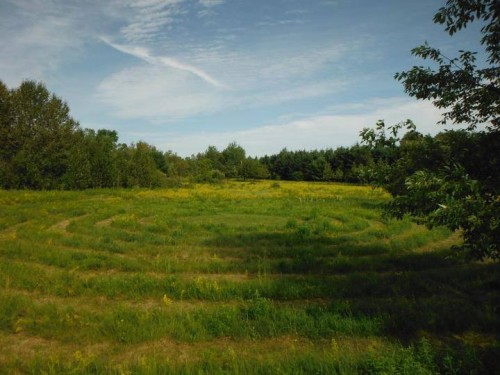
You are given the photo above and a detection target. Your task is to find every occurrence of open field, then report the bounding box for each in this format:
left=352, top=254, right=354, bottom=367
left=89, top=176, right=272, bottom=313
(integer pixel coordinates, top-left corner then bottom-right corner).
left=0, top=181, right=498, bottom=374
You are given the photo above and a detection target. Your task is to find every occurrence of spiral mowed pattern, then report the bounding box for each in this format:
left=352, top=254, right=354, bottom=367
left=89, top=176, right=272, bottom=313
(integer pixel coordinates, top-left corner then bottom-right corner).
left=0, top=181, right=497, bottom=373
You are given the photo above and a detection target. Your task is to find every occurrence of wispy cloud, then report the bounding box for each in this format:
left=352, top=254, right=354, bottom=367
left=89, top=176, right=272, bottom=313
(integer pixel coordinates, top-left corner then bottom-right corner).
left=96, top=64, right=226, bottom=120
left=96, top=35, right=354, bottom=121
left=0, top=1, right=85, bottom=86
left=197, top=0, right=225, bottom=17
left=96, top=65, right=346, bottom=122
left=157, top=99, right=452, bottom=156
left=91, top=1, right=385, bottom=130
left=186, top=40, right=352, bottom=92
left=101, top=37, right=226, bottom=88
left=199, top=0, right=225, bottom=7
left=119, top=0, right=185, bottom=42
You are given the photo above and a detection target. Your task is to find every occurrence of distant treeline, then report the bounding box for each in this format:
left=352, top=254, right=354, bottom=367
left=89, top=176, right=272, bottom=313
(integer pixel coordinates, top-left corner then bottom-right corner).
left=1, top=80, right=496, bottom=190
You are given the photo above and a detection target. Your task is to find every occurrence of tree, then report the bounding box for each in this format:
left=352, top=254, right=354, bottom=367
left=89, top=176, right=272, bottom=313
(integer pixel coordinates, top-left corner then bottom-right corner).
left=0, top=80, right=15, bottom=187
left=322, top=162, right=334, bottom=182
left=240, top=157, right=270, bottom=180
left=64, top=129, right=93, bottom=189
left=87, top=129, right=120, bottom=188
left=4, top=80, right=80, bottom=189
left=307, top=153, right=327, bottom=181
left=188, top=155, right=225, bottom=183
left=361, top=122, right=500, bottom=260
left=394, top=0, right=499, bottom=130
left=365, top=0, right=499, bottom=260
left=222, top=142, right=246, bottom=178
left=164, top=151, right=190, bottom=178
left=203, top=145, right=224, bottom=172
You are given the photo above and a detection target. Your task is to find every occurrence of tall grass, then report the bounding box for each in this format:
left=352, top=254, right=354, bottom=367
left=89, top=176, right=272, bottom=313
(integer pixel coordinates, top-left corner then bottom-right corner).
left=0, top=181, right=498, bottom=373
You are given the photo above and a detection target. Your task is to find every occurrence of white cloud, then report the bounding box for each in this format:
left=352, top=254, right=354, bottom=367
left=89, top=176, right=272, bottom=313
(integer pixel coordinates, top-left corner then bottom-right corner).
left=95, top=35, right=352, bottom=121
left=188, top=41, right=351, bottom=91
left=95, top=60, right=347, bottom=122
left=95, top=65, right=346, bottom=123
left=236, top=79, right=347, bottom=109
left=101, top=38, right=226, bottom=88
left=0, top=1, right=84, bottom=86
left=199, top=0, right=225, bottom=7
left=197, top=0, right=225, bottom=17
left=157, top=98, right=459, bottom=156
left=119, top=0, right=185, bottom=42
left=96, top=65, right=225, bottom=120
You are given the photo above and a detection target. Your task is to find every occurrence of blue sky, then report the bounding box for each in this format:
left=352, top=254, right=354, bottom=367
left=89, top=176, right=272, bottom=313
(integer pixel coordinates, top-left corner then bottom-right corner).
left=0, top=0, right=483, bottom=156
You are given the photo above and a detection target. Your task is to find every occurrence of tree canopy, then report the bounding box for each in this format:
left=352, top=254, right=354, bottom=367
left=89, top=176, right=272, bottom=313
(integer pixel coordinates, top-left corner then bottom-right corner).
left=395, top=0, right=499, bottom=130
left=364, top=0, right=499, bottom=260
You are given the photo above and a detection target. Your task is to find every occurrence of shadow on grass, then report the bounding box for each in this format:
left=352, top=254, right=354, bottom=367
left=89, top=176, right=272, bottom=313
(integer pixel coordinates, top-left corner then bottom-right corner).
left=204, top=230, right=500, bottom=356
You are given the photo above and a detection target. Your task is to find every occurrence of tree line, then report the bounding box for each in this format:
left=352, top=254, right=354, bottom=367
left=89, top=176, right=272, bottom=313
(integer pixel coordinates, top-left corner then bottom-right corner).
left=0, top=80, right=169, bottom=190
left=0, top=78, right=412, bottom=189
left=0, top=79, right=497, bottom=190
left=0, top=80, right=265, bottom=189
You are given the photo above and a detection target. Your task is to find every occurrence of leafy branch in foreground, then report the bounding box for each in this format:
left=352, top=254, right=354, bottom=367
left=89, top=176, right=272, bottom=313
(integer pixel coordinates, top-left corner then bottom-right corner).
left=364, top=0, right=499, bottom=260
left=360, top=121, right=500, bottom=260
left=394, top=0, right=499, bottom=130
left=388, top=166, right=499, bottom=260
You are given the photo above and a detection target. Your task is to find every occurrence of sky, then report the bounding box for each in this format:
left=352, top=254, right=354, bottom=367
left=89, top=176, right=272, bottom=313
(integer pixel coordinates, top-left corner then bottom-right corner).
left=0, top=0, right=485, bottom=156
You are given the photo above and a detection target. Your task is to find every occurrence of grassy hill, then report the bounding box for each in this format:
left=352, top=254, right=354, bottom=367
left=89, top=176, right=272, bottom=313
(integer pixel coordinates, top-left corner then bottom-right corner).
left=0, top=181, right=498, bottom=373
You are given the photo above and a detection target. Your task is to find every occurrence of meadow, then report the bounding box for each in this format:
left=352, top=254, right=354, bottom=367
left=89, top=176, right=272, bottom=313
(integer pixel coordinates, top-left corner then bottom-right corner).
left=0, top=181, right=498, bottom=374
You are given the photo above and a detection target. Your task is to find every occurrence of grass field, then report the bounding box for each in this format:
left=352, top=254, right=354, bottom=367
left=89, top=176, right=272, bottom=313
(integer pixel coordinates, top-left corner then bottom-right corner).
left=0, top=181, right=498, bottom=374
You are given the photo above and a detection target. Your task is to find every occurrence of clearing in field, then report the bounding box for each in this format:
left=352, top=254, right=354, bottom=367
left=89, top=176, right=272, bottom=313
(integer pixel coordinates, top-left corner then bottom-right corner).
left=0, top=181, right=498, bottom=373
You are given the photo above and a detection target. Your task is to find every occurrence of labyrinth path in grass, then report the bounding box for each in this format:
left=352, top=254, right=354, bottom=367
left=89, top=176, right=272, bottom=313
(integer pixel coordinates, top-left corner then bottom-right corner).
left=0, top=181, right=497, bottom=373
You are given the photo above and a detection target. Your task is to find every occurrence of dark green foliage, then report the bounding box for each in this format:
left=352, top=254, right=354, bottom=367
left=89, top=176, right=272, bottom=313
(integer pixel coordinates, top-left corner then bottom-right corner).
left=0, top=81, right=14, bottom=186
left=240, top=157, right=270, bottom=180
left=221, top=142, right=245, bottom=178
left=0, top=80, right=172, bottom=189
left=0, top=79, right=399, bottom=188
left=372, top=0, right=500, bottom=260
left=0, top=81, right=79, bottom=189
left=188, top=155, right=225, bottom=183
left=390, top=166, right=499, bottom=260
left=64, top=128, right=120, bottom=189
left=260, top=146, right=375, bottom=183
left=361, top=119, right=500, bottom=260
left=189, top=143, right=270, bottom=182
left=395, top=0, right=499, bottom=130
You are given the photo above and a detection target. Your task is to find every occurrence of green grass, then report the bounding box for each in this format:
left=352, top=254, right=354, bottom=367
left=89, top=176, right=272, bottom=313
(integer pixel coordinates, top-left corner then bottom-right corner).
left=0, top=181, right=498, bottom=374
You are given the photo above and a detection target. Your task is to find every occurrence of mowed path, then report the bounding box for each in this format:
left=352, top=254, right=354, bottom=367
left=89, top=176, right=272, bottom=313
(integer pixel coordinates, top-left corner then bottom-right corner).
left=0, top=181, right=497, bottom=373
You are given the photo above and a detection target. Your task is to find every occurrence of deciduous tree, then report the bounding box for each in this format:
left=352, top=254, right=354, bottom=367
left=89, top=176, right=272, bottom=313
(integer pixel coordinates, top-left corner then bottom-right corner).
left=362, top=0, right=499, bottom=259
